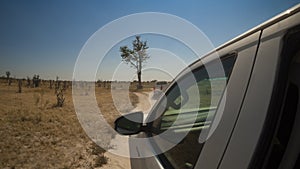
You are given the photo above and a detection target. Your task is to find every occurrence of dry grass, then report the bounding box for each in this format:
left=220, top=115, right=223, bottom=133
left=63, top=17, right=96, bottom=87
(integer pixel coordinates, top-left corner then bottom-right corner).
left=0, top=79, right=138, bottom=169
left=129, top=81, right=156, bottom=92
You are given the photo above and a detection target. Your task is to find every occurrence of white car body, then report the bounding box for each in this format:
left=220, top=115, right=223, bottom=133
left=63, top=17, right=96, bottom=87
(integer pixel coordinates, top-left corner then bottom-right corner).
left=115, top=4, right=300, bottom=169
left=152, top=81, right=168, bottom=99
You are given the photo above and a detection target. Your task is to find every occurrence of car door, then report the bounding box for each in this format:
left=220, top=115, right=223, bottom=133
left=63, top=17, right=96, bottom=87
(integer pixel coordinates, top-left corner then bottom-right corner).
left=219, top=10, right=300, bottom=169
left=129, top=31, right=260, bottom=169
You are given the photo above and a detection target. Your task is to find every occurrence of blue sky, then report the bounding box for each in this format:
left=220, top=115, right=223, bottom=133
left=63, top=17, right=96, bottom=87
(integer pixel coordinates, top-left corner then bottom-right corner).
left=0, top=0, right=299, bottom=80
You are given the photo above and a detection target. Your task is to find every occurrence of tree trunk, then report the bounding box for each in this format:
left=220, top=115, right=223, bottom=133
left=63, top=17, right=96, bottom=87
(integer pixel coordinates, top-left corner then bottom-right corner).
left=18, top=79, right=22, bottom=93
left=137, top=52, right=143, bottom=89
left=137, top=71, right=142, bottom=89
left=50, top=80, right=53, bottom=89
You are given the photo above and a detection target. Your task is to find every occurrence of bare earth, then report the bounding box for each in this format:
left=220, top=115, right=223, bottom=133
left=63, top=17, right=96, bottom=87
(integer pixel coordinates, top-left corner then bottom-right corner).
left=0, top=80, right=149, bottom=169
left=101, top=91, right=154, bottom=169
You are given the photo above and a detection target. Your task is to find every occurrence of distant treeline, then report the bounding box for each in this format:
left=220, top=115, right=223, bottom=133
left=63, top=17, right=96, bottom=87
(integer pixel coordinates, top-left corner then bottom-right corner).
left=0, top=73, right=170, bottom=89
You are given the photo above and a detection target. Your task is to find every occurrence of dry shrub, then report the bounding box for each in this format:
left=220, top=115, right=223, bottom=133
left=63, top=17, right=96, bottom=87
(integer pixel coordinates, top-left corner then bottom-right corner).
left=94, top=155, right=108, bottom=168
left=0, top=80, right=142, bottom=168
left=90, top=143, right=108, bottom=167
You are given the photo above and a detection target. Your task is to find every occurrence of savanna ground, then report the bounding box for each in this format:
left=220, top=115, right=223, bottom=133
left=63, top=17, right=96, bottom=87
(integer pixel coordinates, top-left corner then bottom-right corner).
left=0, top=79, right=155, bottom=169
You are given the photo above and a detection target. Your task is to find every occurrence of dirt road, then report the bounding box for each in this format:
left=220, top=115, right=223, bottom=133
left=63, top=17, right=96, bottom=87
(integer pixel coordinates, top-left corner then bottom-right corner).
left=101, top=91, right=155, bottom=169
left=132, top=92, right=156, bottom=113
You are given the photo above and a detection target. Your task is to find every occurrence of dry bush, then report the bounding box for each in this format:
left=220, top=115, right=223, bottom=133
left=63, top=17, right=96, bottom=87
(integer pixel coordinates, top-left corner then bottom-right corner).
left=0, top=83, right=108, bottom=168
left=0, top=80, right=139, bottom=168
left=55, top=88, right=65, bottom=107
left=90, top=142, right=108, bottom=167
left=94, top=155, right=108, bottom=168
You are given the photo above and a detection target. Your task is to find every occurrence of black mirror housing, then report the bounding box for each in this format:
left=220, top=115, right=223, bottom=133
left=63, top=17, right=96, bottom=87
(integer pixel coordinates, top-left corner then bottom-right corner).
left=114, top=112, right=144, bottom=135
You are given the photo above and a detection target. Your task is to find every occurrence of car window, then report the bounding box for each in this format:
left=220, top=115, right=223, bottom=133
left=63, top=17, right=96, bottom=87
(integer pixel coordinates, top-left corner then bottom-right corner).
left=149, top=55, right=236, bottom=169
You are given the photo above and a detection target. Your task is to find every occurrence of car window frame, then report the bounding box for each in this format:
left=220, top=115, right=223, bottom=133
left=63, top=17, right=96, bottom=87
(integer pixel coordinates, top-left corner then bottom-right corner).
left=145, top=53, right=237, bottom=169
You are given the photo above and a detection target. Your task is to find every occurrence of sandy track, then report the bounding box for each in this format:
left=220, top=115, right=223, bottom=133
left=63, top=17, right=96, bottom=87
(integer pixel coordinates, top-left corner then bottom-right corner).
left=101, top=91, right=155, bottom=169
left=132, top=92, right=155, bottom=113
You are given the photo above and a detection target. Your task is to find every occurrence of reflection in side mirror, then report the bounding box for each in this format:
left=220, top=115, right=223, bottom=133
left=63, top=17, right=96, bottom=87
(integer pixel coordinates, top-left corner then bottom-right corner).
left=114, top=112, right=144, bottom=135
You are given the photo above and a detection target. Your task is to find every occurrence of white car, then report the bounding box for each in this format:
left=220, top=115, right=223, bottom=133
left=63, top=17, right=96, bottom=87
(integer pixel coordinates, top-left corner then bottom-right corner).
left=154, top=81, right=168, bottom=91
left=115, top=4, right=300, bottom=169
left=152, top=81, right=168, bottom=99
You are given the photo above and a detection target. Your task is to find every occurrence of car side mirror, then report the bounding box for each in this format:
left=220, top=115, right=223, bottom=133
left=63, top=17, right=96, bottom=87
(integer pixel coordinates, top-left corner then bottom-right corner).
left=114, top=111, right=144, bottom=135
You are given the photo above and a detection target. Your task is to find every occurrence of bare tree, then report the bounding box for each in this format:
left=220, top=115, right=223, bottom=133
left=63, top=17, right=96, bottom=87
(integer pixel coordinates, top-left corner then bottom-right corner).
left=120, top=36, right=149, bottom=89
left=18, top=79, right=22, bottom=93
left=32, top=74, right=41, bottom=88
left=6, top=71, right=11, bottom=85
left=26, top=76, right=31, bottom=87
left=5, top=71, right=10, bottom=79
left=49, top=80, right=53, bottom=89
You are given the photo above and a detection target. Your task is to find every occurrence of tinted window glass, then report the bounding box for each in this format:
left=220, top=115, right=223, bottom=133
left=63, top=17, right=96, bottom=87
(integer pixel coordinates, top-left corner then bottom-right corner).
left=150, top=56, right=236, bottom=169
